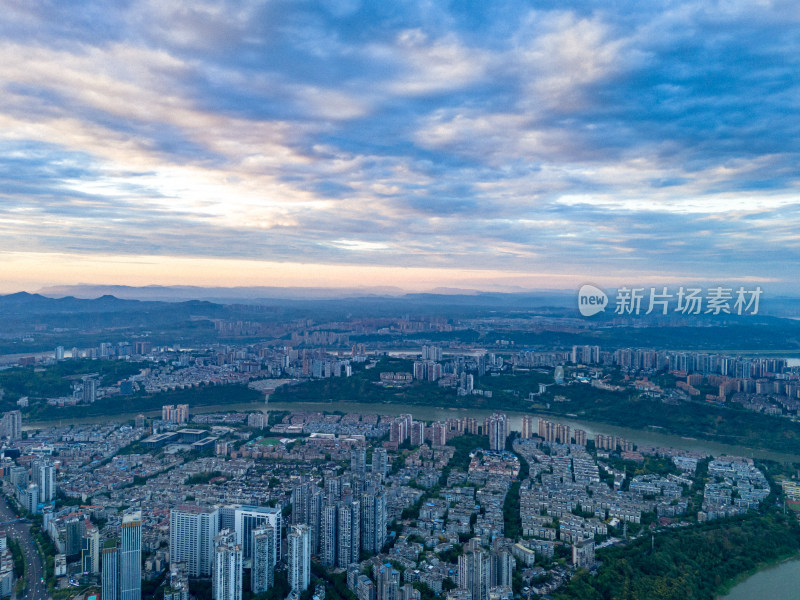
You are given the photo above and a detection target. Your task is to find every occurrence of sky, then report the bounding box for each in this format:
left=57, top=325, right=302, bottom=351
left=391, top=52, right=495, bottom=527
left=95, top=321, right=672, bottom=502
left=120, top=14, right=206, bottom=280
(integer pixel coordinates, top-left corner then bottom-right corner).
left=0, top=0, right=799, bottom=294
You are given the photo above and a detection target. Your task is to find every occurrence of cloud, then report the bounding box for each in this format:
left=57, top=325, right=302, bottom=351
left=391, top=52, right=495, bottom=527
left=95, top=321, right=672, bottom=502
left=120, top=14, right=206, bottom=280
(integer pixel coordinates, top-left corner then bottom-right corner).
left=513, top=11, right=634, bottom=113
left=377, top=29, right=493, bottom=97
left=0, top=0, right=799, bottom=291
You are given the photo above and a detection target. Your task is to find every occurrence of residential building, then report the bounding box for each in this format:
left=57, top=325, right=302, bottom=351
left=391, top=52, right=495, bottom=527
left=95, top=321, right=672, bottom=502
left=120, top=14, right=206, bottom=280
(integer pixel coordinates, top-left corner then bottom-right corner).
left=120, top=511, right=142, bottom=600
left=213, top=529, right=242, bottom=600
left=170, top=505, right=220, bottom=577
left=251, top=524, right=277, bottom=594
left=288, top=525, right=311, bottom=593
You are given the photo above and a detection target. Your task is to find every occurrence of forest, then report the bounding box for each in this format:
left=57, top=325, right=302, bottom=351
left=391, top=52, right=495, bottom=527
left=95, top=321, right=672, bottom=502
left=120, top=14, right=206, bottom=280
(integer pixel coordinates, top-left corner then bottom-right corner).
left=553, top=513, right=800, bottom=600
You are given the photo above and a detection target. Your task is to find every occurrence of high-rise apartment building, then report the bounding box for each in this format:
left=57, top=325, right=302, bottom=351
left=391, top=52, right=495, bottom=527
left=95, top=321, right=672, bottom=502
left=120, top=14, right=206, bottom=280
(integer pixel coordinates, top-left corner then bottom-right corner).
left=489, top=551, right=514, bottom=588
left=360, top=490, right=386, bottom=554
left=101, top=544, right=118, bottom=600
left=336, top=500, right=360, bottom=568
left=389, top=414, right=413, bottom=443
left=520, top=416, right=533, bottom=440
left=410, top=421, right=425, bottom=446
left=538, top=418, right=556, bottom=442
left=375, top=563, right=400, bottom=600
left=32, top=460, right=56, bottom=504
left=162, top=404, right=190, bottom=425
left=371, top=449, right=388, bottom=479
left=320, top=503, right=338, bottom=566
left=82, top=377, right=97, bottom=404
left=309, top=488, right=325, bottom=555
left=120, top=511, right=142, bottom=600
left=288, top=524, right=311, bottom=593
left=350, top=448, right=367, bottom=474
left=555, top=423, right=571, bottom=445
left=430, top=422, right=447, bottom=447
left=574, top=429, right=587, bottom=446
left=485, top=413, right=507, bottom=451
left=0, top=411, right=21, bottom=440
left=170, top=505, right=219, bottom=577
left=213, top=529, right=242, bottom=600
left=231, top=505, right=281, bottom=560
left=65, top=517, right=85, bottom=556
left=251, top=524, right=277, bottom=594
left=459, top=544, right=490, bottom=600
left=81, top=524, right=100, bottom=574
left=292, top=482, right=314, bottom=526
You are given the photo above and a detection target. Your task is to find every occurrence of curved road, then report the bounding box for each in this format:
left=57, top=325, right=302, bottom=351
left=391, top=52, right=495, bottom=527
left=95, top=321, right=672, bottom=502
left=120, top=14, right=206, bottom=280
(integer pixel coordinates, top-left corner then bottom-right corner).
left=0, top=497, right=48, bottom=600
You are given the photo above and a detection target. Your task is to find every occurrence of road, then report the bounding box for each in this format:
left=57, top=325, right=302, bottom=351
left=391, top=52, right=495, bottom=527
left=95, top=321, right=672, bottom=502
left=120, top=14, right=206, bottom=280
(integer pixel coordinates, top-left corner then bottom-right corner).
left=0, top=496, right=49, bottom=600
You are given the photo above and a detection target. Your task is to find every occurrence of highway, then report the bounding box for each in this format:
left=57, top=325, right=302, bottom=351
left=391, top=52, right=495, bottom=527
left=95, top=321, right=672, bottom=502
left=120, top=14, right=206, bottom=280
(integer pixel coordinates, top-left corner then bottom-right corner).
left=0, top=496, right=49, bottom=600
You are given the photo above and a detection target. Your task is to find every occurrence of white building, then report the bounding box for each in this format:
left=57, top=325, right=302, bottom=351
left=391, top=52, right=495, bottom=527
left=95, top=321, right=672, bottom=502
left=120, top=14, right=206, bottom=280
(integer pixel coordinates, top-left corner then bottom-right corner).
left=232, top=505, right=281, bottom=560
left=288, top=525, right=311, bottom=593
left=170, top=505, right=220, bottom=577
left=213, top=529, right=242, bottom=600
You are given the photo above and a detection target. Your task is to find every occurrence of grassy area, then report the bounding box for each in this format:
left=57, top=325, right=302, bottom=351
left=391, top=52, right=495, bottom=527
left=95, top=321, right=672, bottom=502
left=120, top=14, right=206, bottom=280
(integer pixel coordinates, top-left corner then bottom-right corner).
left=258, top=438, right=282, bottom=446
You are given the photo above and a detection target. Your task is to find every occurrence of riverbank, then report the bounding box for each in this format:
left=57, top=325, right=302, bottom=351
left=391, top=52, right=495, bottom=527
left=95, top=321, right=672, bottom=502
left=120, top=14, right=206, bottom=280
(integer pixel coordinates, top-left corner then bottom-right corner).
left=268, top=400, right=800, bottom=463
left=24, top=399, right=800, bottom=463
left=269, top=363, right=800, bottom=457
left=23, top=400, right=268, bottom=429
left=718, top=552, right=800, bottom=599
left=555, top=513, right=800, bottom=600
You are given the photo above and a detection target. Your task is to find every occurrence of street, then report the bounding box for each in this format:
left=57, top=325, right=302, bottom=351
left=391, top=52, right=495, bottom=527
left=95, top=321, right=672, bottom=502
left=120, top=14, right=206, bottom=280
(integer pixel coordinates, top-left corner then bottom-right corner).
left=0, top=497, right=48, bottom=600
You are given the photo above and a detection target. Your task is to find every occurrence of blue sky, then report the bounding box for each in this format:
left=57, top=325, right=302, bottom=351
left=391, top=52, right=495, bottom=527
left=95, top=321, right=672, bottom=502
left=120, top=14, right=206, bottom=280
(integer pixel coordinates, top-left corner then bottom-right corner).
left=0, top=0, right=798, bottom=293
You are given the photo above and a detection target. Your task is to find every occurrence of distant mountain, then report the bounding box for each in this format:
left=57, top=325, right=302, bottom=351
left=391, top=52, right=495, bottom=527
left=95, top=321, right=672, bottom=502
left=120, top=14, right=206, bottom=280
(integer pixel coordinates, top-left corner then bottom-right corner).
left=20, top=285, right=800, bottom=319
left=37, top=284, right=410, bottom=303
left=0, top=291, right=227, bottom=329
left=0, top=291, right=145, bottom=315
left=34, top=283, right=584, bottom=307
left=2, top=288, right=800, bottom=358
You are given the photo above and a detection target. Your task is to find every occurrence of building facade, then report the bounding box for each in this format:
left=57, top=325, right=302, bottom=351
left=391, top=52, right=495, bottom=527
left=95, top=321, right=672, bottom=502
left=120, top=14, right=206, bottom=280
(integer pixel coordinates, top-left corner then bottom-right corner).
left=170, top=505, right=220, bottom=577
left=119, top=511, right=142, bottom=600
left=213, top=529, right=242, bottom=600
left=288, top=524, right=311, bottom=593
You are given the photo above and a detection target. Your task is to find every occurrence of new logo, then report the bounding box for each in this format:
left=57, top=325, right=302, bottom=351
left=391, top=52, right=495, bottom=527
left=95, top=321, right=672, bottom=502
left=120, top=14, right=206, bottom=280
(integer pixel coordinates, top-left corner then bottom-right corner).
left=577, top=284, right=608, bottom=317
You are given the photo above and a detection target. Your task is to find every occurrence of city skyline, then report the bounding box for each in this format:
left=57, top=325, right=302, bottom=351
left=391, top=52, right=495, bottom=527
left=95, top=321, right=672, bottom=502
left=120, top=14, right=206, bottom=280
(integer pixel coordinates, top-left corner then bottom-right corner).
left=1, top=2, right=798, bottom=293
left=2, top=329, right=800, bottom=598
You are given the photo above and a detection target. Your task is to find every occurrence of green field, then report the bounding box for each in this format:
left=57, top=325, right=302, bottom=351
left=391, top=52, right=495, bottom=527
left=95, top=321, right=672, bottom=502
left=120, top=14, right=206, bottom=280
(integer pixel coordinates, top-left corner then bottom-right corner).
left=258, top=437, right=282, bottom=446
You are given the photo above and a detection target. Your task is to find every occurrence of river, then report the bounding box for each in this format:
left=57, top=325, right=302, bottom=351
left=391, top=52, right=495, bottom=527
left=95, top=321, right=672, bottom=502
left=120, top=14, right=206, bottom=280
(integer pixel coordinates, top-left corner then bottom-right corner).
left=722, top=556, right=800, bottom=599
left=263, top=401, right=800, bottom=462
left=25, top=399, right=800, bottom=463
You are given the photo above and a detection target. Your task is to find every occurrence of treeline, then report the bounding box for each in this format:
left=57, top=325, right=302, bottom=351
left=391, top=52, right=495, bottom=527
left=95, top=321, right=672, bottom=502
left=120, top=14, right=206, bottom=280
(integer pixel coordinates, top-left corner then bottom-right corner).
left=274, top=361, right=800, bottom=455
left=0, top=359, right=146, bottom=409
left=554, top=513, right=800, bottom=600
left=503, top=439, right=530, bottom=540
left=7, top=539, right=23, bottom=578
left=545, top=385, right=800, bottom=456
left=483, top=321, right=800, bottom=351
left=271, top=366, right=510, bottom=411
left=311, top=562, right=357, bottom=600
left=270, top=372, right=461, bottom=407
